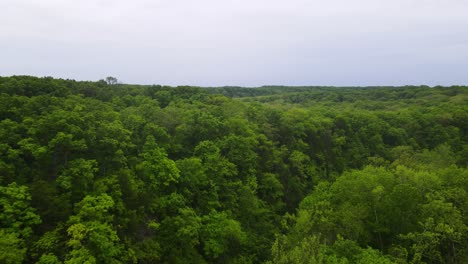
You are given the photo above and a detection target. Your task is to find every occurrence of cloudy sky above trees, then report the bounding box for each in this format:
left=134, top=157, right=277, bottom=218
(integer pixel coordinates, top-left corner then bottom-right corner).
left=1, top=0, right=467, bottom=86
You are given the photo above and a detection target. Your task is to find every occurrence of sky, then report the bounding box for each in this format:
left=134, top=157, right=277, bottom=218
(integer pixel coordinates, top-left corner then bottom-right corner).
left=1, top=0, right=468, bottom=86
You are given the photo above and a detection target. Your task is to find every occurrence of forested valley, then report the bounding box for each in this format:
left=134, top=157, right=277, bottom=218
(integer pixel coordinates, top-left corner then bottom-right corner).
left=0, top=76, right=467, bottom=263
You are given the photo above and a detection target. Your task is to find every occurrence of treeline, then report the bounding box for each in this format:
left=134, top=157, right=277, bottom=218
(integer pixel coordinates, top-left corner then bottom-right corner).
left=0, top=76, right=467, bottom=263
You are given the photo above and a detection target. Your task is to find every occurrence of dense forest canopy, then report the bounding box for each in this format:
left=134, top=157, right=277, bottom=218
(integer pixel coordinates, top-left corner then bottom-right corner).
left=0, top=76, right=467, bottom=263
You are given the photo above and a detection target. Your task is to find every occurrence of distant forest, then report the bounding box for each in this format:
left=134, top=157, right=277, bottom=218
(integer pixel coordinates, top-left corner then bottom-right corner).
left=0, top=76, right=467, bottom=263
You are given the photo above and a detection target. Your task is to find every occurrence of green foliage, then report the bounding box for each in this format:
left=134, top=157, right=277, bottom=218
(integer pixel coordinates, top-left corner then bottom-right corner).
left=0, top=182, right=41, bottom=263
left=37, top=253, right=62, bottom=264
left=273, top=164, right=468, bottom=263
left=0, top=76, right=467, bottom=263
left=65, top=194, right=128, bottom=263
left=137, top=136, right=180, bottom=190
left=0, top=230, right=27, bottom=264
left=201, top=211, right=247, bottom=260
left=0, top=182, right=41, bottom=237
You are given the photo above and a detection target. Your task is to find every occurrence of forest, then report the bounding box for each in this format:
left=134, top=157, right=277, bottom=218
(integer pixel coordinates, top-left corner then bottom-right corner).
left=0, top=75, right=467, bottom=263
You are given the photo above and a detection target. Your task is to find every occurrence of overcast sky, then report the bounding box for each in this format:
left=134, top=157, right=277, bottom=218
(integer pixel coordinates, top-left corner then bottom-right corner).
left=1, top=0, right=467, bottom=86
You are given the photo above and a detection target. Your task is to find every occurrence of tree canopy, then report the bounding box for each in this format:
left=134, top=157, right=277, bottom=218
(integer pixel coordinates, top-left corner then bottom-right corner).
left=0, top=75, right=467, bottom=263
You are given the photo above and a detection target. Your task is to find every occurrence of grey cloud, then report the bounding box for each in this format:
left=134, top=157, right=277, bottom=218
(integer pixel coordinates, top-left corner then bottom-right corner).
left=1, top=0, right=467, bottom=86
